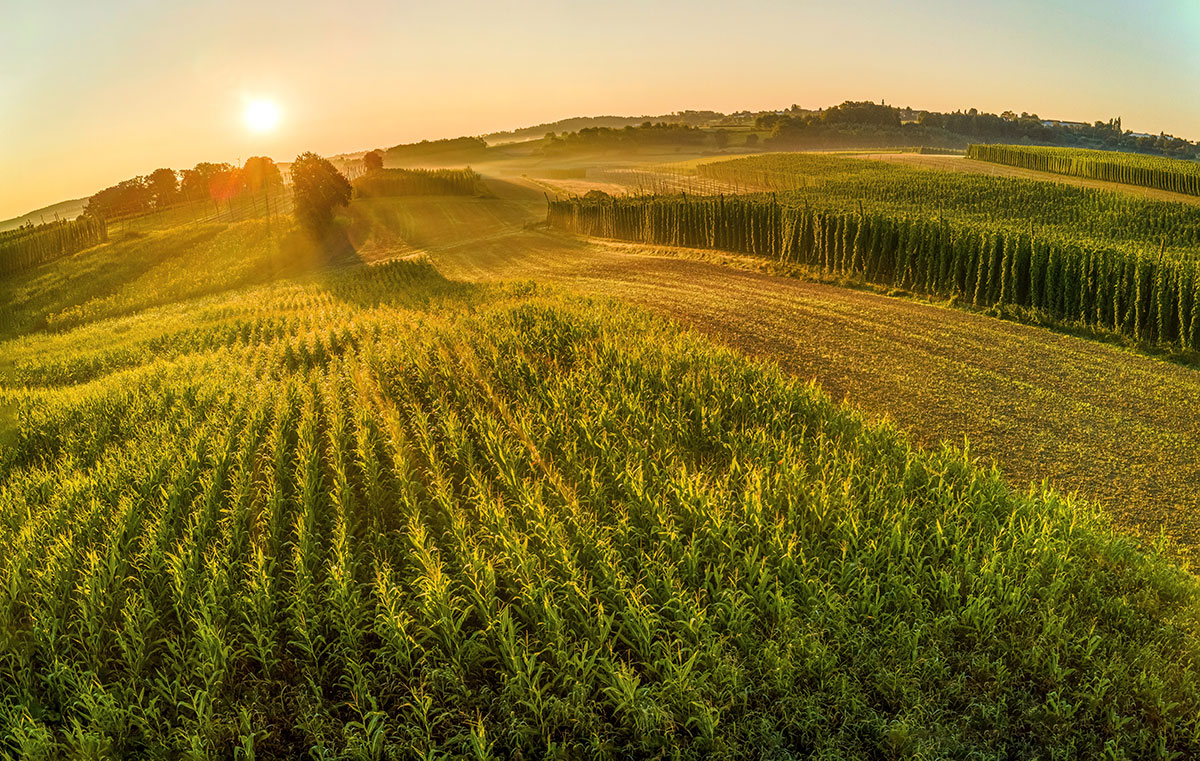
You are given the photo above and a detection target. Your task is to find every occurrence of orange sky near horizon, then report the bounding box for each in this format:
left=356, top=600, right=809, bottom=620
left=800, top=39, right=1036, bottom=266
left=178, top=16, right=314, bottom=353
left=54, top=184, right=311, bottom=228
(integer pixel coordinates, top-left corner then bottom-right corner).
left=3, top=0, right=1199, bottom=220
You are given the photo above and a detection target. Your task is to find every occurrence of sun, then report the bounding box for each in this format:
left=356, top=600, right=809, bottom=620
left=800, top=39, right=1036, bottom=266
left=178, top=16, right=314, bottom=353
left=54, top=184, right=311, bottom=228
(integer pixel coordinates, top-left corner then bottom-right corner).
left=244, top=99, right=281, bottom=133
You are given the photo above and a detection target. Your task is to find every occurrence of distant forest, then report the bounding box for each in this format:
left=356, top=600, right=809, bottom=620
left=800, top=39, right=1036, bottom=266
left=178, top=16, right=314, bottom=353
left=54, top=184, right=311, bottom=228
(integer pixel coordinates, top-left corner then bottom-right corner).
left=383, top=136, right=488, bottom=166
left=479, top=101, right=1200, bottom=161
left=753, top=101, right=1198, bottom=158
left=543, top=123, right=719, bottom=153
left=484, top=111, right=724, bottom=144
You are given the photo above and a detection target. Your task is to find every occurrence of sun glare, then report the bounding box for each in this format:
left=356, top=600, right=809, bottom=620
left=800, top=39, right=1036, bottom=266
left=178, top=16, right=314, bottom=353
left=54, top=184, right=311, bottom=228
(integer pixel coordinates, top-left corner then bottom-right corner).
left=244, top=99, right=281, bottom=133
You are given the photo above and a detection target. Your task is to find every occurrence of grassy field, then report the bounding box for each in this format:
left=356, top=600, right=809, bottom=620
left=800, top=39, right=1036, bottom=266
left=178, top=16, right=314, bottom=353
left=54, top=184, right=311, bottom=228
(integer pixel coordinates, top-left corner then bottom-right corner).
left=2, top=209, right=1200, bottom=757
left=518, top=149, right=1200, bottom=209
left=10, top=180, right=1197, bottom=547
left=0, top=221, right=309, bottom=339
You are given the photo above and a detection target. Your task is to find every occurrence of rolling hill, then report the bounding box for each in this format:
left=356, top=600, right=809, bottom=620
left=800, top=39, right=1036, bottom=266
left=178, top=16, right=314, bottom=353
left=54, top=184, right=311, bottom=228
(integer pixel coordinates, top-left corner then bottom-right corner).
left=0, top=197, right=87, bottom=233
left=2, top=176, right=1200, bottom=756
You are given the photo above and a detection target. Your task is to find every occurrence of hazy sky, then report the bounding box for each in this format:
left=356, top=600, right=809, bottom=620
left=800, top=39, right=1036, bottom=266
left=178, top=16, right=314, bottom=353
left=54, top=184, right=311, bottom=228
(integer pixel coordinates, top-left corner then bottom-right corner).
left=3, top=0, right=1198, bottom=219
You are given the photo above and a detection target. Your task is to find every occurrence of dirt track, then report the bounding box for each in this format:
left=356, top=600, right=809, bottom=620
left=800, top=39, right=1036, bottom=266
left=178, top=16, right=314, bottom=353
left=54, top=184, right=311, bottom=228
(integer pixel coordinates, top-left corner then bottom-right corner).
left=360, top=177, right=1200, bottom=553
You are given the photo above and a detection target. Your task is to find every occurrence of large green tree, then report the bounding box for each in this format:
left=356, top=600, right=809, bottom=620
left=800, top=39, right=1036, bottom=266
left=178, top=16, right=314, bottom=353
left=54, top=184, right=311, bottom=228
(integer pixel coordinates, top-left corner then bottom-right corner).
left=241, top=156, right=282, bottom=193
left=181, top=162, right=235, bottom=205
left=146, top=168, right=180, bottom=209
left=292, top=152, right=352, bottom=231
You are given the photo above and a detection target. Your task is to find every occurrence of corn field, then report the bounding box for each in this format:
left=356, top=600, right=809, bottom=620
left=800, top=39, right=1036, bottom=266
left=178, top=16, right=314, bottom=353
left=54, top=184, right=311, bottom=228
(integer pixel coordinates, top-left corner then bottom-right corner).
left=353, top=168, right=482, bottom=198
left=0, top=216, right=107, bottom=277
left=968, top=143, right=1200, bottom=196
left=1, top=258, right=1199, bottom=758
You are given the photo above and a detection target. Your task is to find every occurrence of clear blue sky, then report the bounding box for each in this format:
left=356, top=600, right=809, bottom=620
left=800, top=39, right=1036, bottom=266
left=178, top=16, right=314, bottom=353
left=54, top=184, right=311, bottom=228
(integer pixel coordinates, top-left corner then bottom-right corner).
left=3, top=0, right=1198, bottom=218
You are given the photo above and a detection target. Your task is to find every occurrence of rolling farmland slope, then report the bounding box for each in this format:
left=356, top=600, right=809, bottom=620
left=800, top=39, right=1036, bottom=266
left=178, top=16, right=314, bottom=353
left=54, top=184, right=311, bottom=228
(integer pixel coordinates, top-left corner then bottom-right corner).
left=386, top=180, right=1200, bottom=553
left=2, top=174, right=1200, bottom=757
left=2, top=204, right=1200, bottom=757
left=0, top=198, right=88, bottom=234
left=7, top=179, right=1197, bottom=551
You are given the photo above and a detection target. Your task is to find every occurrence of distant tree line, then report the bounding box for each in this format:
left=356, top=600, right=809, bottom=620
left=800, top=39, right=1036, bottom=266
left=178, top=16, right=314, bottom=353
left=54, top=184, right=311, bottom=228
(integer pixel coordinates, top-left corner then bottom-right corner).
left=542, top=122, right=718, bottom=153
left=0, top=149, right=356, bottom=279
left=529, top=101, right=1200, bottom=159
left=85, top=157, right=283, bottom=221
left=755, top=101, right=1200, bottom=159
left=484, top=110, right=725, bottom=143
left=368, top=103, right=1200, bottom=170
left=384, top=137, right=488, bottom=166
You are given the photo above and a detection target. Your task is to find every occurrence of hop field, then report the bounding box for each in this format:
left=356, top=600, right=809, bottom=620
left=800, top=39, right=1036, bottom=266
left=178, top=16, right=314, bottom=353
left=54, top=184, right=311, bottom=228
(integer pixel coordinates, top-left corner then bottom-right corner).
left=551, top=154, right=1200, bottom=353
left=1, top=241, right=1199, bottom=758
left=0, top=217, right=107, bottom=278
left=968, top=144, right=1200, bottom=197
left=691, top=152, right=1200, bottom=260
left=353, top=168, right=484, bottom=199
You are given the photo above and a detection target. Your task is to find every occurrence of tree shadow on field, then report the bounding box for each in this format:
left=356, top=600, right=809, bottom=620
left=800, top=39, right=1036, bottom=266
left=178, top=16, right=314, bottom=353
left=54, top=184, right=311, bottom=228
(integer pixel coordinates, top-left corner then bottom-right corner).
left=280, top=216, right=480, bottom=313
left=277, top=220, right=364, bottom=273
